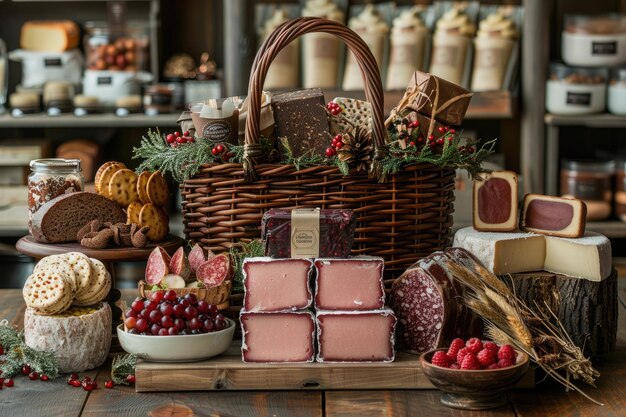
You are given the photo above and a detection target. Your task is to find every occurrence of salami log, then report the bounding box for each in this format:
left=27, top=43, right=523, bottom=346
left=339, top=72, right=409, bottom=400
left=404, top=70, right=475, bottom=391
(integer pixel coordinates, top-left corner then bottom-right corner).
left=188, top=243, right=206, bottom=274
left=145, top=246, right=170, bottom=285
left=169, top=247, right=191, bottom=280
left=196, top=254, right=231, bottom=288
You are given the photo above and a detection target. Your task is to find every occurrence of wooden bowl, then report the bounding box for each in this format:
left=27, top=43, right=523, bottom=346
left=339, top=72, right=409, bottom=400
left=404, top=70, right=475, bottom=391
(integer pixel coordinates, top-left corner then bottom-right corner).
left=420, top=348, right=530, bottom=410
left=138, top=280, right=232, bottom=310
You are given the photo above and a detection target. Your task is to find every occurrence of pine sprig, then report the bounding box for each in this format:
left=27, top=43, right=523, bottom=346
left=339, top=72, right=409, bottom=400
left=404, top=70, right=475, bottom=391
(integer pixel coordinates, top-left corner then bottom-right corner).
left=111, top=353, right=137, bottom=385
left=0, top=322, right=59, bottom=379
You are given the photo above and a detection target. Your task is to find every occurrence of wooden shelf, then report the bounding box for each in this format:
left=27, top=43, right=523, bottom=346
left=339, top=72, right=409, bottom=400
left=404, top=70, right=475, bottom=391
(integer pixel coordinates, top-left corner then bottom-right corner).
left=545, top=113, right=626, bottom=128
left=325, top=90, right=515, bottom=120
left=0, top=113, right=179, bottom=128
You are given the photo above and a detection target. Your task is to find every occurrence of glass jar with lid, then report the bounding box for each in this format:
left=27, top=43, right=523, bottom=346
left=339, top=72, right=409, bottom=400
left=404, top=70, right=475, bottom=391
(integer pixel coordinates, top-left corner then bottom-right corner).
left=84, top=21, right=150, bottom=72
left=28, top=159, right=84, bottom=234
left=560, top=159, right=614, bottom=221
left=546, top=63, right=607, bottom=115
left=562, top=14, right=626, bottom=66
left=608, top=68, right=626, bottom=115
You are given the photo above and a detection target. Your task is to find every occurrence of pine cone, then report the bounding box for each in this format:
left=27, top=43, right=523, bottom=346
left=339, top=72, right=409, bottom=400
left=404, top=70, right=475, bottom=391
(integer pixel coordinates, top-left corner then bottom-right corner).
left=337, top=127, right=373, bottom=172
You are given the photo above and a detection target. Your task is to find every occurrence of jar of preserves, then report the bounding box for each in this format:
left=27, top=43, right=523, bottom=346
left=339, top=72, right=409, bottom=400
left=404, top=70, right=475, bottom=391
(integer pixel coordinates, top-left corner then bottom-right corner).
left=28, top=159, right=84, bottom=233
left=560, top=159, right=614, bottom=221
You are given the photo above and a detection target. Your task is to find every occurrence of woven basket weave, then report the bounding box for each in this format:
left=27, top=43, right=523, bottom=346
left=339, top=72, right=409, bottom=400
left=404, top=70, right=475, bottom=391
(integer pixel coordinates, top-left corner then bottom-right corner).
left=180, top=17, right=455, bottom=290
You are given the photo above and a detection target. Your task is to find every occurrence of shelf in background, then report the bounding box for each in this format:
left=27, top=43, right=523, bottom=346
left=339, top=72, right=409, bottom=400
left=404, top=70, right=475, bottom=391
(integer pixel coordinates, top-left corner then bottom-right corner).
left=0, top=113, right=179, bottom=128
left=326, top=90, right=515, bottom=120
left=545, top=113, right=626, bottom=128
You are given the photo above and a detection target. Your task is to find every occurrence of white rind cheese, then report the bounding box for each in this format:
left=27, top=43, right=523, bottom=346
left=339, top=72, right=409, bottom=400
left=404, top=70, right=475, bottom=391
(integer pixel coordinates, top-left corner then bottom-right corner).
left=24, top=303, right=112, bottom=373
left=453, top=227, right=545, bottom=274
left=453, top=227, right=612, bottom=281
left=544, top=232, right=611, bottom=282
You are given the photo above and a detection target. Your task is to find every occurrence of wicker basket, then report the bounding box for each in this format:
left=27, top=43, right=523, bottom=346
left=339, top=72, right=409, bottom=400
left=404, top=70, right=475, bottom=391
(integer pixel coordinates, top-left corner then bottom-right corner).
left=138, top=280, right=232, bottom=310
left=180, top=17, right=455, bottom=292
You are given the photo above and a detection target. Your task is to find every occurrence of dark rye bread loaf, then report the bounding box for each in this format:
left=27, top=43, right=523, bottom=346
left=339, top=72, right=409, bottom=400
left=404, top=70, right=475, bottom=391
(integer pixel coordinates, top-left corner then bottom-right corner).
left=31, top=192, right=126, bottom=243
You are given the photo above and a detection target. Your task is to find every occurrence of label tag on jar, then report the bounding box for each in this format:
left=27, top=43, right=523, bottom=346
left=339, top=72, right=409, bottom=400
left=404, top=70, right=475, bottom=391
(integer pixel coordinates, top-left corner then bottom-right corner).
left=592, top=41, right=617, bottom=55
left=44, top=58, right=62, bottom=67
left=291, top=208, right=320, bottom=258
left=97, top=77, right=113, bottom=86
left=566, top=92, right=591, bottom=106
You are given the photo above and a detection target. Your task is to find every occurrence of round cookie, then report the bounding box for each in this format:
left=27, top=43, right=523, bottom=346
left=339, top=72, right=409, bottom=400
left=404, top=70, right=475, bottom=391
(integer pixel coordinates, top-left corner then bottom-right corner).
left=127, top=201, right=143, bottom=225
left=94, top=161, right=115, bottom=194
left=33, top=255, right=77, bottom=293
left=146, top=171, right=169, bottom=206
left=139, top=203, right=169, bottom=242
left=60, top=252, right=94, bottom=299
left=23, top=271, right=71, bottom=315
left=137, top=171, right=151, bottom=205
left=98, top=162, right=126, bottom=199
left=109, top=169, right=139, bottom=208
left=73, top=258, right=111, bottom=306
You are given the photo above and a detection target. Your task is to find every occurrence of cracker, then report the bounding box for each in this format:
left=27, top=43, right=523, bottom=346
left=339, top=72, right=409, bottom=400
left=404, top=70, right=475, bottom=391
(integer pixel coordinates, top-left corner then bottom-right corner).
left=94, top=161, right=115, bottom=194
left=146, top=171, right=169, bottom=207
left=127, top=201, right=142, bottom=225
left=109, top=169, right=139, bottom=208
left=98, top=162, right=126, bottom=199
left=137, top=171, right=151, bottom=205
left=74, top=258, right=111, bottom=306
left=61, top=252, right=93, bottom=299
left=23, top=271, right=70, bottom=313
left=139, top=203, right=169, bottom=242
left=33, top=255, right=77, bottom=293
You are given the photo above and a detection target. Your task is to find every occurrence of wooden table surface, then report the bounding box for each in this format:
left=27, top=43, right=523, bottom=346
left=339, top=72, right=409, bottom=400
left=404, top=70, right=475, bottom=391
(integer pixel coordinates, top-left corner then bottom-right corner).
left=1, top=285, right=625, bottom=417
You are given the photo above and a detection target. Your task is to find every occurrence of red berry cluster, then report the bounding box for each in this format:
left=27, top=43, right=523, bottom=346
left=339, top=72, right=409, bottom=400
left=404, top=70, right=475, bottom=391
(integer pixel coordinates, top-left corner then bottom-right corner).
left=211, top=143, right=235, bottom=161
left=124, top=290, right=229, bottom=336
left=430, top=338, right=517, bottom=370
left=326, top=101, right=343, bottom=116
left=66, top=374, right=98, bottom=391
left=0, top=360, right=15, bottom=389
left=166, top=131, right=195, bottom=147
left=16, top=364, right=50, bottom=384
left=326, top=134, right=344, bottom=157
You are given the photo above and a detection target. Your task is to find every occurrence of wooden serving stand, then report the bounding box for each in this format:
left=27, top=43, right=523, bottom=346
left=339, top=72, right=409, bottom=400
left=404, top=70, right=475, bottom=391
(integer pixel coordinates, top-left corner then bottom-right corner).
left=134, top=342, right=535, bottom=392
left=16, top=234, right=184, bottom=349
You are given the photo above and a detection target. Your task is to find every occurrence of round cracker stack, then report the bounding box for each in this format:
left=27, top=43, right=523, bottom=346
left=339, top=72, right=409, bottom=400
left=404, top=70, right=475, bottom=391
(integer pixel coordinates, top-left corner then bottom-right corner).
left=23, top=271, right=74, bottom=315
left=74, top=258, right=111, bottom=307
left=33, top=255, right=79, bottom=294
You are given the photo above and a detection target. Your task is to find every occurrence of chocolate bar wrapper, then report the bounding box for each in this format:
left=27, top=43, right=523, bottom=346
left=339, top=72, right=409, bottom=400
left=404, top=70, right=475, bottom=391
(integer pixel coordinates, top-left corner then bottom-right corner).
left=271, top=88, right=330, bottom=159
left=400, top=71, right=473, bottom=127
left=262, top=208, right=356, bottom=259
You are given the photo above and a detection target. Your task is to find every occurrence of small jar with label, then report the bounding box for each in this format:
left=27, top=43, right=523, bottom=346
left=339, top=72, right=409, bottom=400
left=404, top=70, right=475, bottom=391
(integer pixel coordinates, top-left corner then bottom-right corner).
left=115, top=95, right=142, bottom=117
left=562, top=14, right=626, bottom=67
left=73, top=95, right=101, bottom=116
left=560, top=159, right=614, bottom=221
left=143, top=84, right=173, bottom=115
left=43, top=81, right=74, bottom=116
left=28, top=159, right=84, bottom=234
left=545, top=63, right=607, bottom=115
left=10, top=92, right=40, bottom=117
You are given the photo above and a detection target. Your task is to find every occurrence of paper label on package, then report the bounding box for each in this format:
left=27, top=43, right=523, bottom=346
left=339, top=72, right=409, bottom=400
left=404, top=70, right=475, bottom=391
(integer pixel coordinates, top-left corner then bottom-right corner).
left=291, top=208, right=320, bottom=258
left=432, top=45, right=459, bottom=66
left=475, top=48, right=501, bottom=68
left=592, top=41, right=617, bottom=55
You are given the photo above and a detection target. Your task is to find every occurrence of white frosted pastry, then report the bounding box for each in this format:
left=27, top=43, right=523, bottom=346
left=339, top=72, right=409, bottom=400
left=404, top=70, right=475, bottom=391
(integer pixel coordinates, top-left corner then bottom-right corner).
left=386, top=7, right=428, bottom=90
left=471, top=11, right=518, bottom=92
left=260, top=9, right=299, bottom=90
left=342, top=4, right=389, bottom=90
left=302, top=0, right=344, bottom=88
left=429, top=8, right=476, bottom=86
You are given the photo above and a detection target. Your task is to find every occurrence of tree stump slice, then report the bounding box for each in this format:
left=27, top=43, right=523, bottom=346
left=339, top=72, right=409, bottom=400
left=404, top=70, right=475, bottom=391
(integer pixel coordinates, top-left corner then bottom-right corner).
left=499, top=270, right=618, bottom=357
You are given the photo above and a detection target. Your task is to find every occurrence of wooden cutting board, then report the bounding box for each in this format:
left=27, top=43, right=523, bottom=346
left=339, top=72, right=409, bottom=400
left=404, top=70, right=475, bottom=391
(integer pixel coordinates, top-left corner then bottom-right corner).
left=135, top=342, right=535, bottom=392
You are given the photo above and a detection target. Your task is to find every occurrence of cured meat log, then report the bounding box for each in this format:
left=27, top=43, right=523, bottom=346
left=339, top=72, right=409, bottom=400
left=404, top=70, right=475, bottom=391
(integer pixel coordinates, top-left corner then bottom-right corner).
left=145, top=247, right=171, bottom=285
left=196, top=254, right=231, bottom=288
left=389, top=249, right=481, bottom=354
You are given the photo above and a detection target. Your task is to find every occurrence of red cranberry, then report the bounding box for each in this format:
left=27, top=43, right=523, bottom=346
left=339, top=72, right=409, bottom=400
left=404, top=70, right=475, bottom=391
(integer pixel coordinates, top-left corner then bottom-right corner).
left=166, top=133, right=176, bottom=144
left=126, top=375, right=136, bottom=384
left=176, top=137, right=186, bottom=144
left=21, top=365, right=31, bottom=375
left=215, top=144, right=225, bottom=153
left=70, top=379, right=81, bottom=388
left=105, top=380, right=114, bottom=389
left=70, top=373, right=79, bottom=380
left=81, top=376, right=91, bottom=383
left=40, top=375, right=49, bottom=381
left=28, top=371, right=39, bottom=380
left=174, top=131, right=181, bottom=137
left=211, top=147, right=219, bottom=156
left=82, top=381, right=96, bottom=391
left=183, top=131, right=190, bottom=137
left=4, top=379, right=13, bottom=387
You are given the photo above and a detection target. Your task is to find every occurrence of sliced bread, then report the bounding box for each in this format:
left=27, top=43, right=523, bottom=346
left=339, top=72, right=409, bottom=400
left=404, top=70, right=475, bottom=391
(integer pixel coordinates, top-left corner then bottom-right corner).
left=31, top=192, right=126, bottom=243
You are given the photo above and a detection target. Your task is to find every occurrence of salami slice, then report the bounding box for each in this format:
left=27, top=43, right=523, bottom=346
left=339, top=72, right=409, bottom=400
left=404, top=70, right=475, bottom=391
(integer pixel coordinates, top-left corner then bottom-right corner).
left=169, top=247, right=191, bottom=280
left=145, top=246, right=171, bottom=285
left=188, top=243, right=206, bottom=274
left=196, top=254, right=231, bottom=288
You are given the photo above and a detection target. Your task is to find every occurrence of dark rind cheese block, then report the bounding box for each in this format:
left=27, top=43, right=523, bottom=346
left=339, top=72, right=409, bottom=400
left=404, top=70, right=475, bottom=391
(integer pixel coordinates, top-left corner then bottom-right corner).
left=242, top=257, right=313, bottom=312
left=314, top=257, right=384, bottom=310
left=473, top=171, right=518, bottom=232
left=500, top=270, right=617, bottom=357
left=520, top=194, right=586, bottom=238
left=316, top=309, right=396, bottom=363
left=31, top=191, right=126, bottom=243
left=240, top=310, right=315, bottom=363
left=272, top=88, right=330, bottom=159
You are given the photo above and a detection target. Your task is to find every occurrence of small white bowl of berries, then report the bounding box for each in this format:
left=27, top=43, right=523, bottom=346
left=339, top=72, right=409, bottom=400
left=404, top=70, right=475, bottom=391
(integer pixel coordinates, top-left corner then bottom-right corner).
left=420, top=338, right=530, bottom=410
left=117, top=290, right=235, bottom=362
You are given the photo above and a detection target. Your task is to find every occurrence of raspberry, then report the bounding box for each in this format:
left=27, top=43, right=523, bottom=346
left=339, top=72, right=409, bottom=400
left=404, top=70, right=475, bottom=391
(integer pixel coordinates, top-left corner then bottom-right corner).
left=498, top=345, right=516, bottom=362
left=449, top=363, right=460, bottom=369
left=431, top=351, right=451, bottom=368
left=486, top=363, right=499, bottom=370
left=484, top=341, right=499, bottom=354
left=457, top=347, right=470, bottom=364
left=497, top=358, right=514, bottom=368
left=447, top=338, right=465, bottom=357
left=460, top=353, right=481, bottom=370
left=465, top=337, right=483, bottom=354
left=476, top=348, right=497, bottom=368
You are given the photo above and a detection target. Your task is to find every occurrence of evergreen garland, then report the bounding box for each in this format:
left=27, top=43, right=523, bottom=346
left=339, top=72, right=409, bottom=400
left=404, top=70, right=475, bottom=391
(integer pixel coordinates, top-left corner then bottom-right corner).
left=0, top=322, right=59, bottom=379
left=111, top=353, right=137, bottom=385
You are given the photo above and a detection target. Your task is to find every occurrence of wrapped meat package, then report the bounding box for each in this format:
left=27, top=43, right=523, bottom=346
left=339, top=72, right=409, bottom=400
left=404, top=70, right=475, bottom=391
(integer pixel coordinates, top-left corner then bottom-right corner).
left=262, top=208, right=356, bottom=259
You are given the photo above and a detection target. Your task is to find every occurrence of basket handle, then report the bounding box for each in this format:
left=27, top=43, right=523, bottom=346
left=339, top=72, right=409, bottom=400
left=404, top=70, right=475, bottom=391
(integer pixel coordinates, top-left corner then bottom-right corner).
left=243, top=17, right=388, bottom=182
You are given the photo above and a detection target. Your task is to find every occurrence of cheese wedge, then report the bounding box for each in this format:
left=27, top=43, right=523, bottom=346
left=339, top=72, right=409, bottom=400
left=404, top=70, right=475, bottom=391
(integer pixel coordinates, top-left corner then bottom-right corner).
left=544, top=233, right=611, bottom=282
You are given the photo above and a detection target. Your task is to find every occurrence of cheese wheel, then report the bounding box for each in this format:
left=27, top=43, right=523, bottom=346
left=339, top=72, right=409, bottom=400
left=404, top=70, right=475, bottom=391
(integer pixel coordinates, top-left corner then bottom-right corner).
left=20, top=21, right=79, bottom=52
left=24, top=303, right=112, bottom=373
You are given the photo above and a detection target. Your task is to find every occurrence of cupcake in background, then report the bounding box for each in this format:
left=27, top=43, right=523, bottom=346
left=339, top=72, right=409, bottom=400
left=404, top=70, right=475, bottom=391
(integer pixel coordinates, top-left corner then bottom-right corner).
left=386, top=7, right=429, bottom=90
left=260, top=8, right=300, bottom=90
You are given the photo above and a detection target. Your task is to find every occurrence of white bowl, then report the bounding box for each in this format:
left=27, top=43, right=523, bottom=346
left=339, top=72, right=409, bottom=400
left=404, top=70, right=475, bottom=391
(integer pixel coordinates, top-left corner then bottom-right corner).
left=116, top=318, right=236, bottom=362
